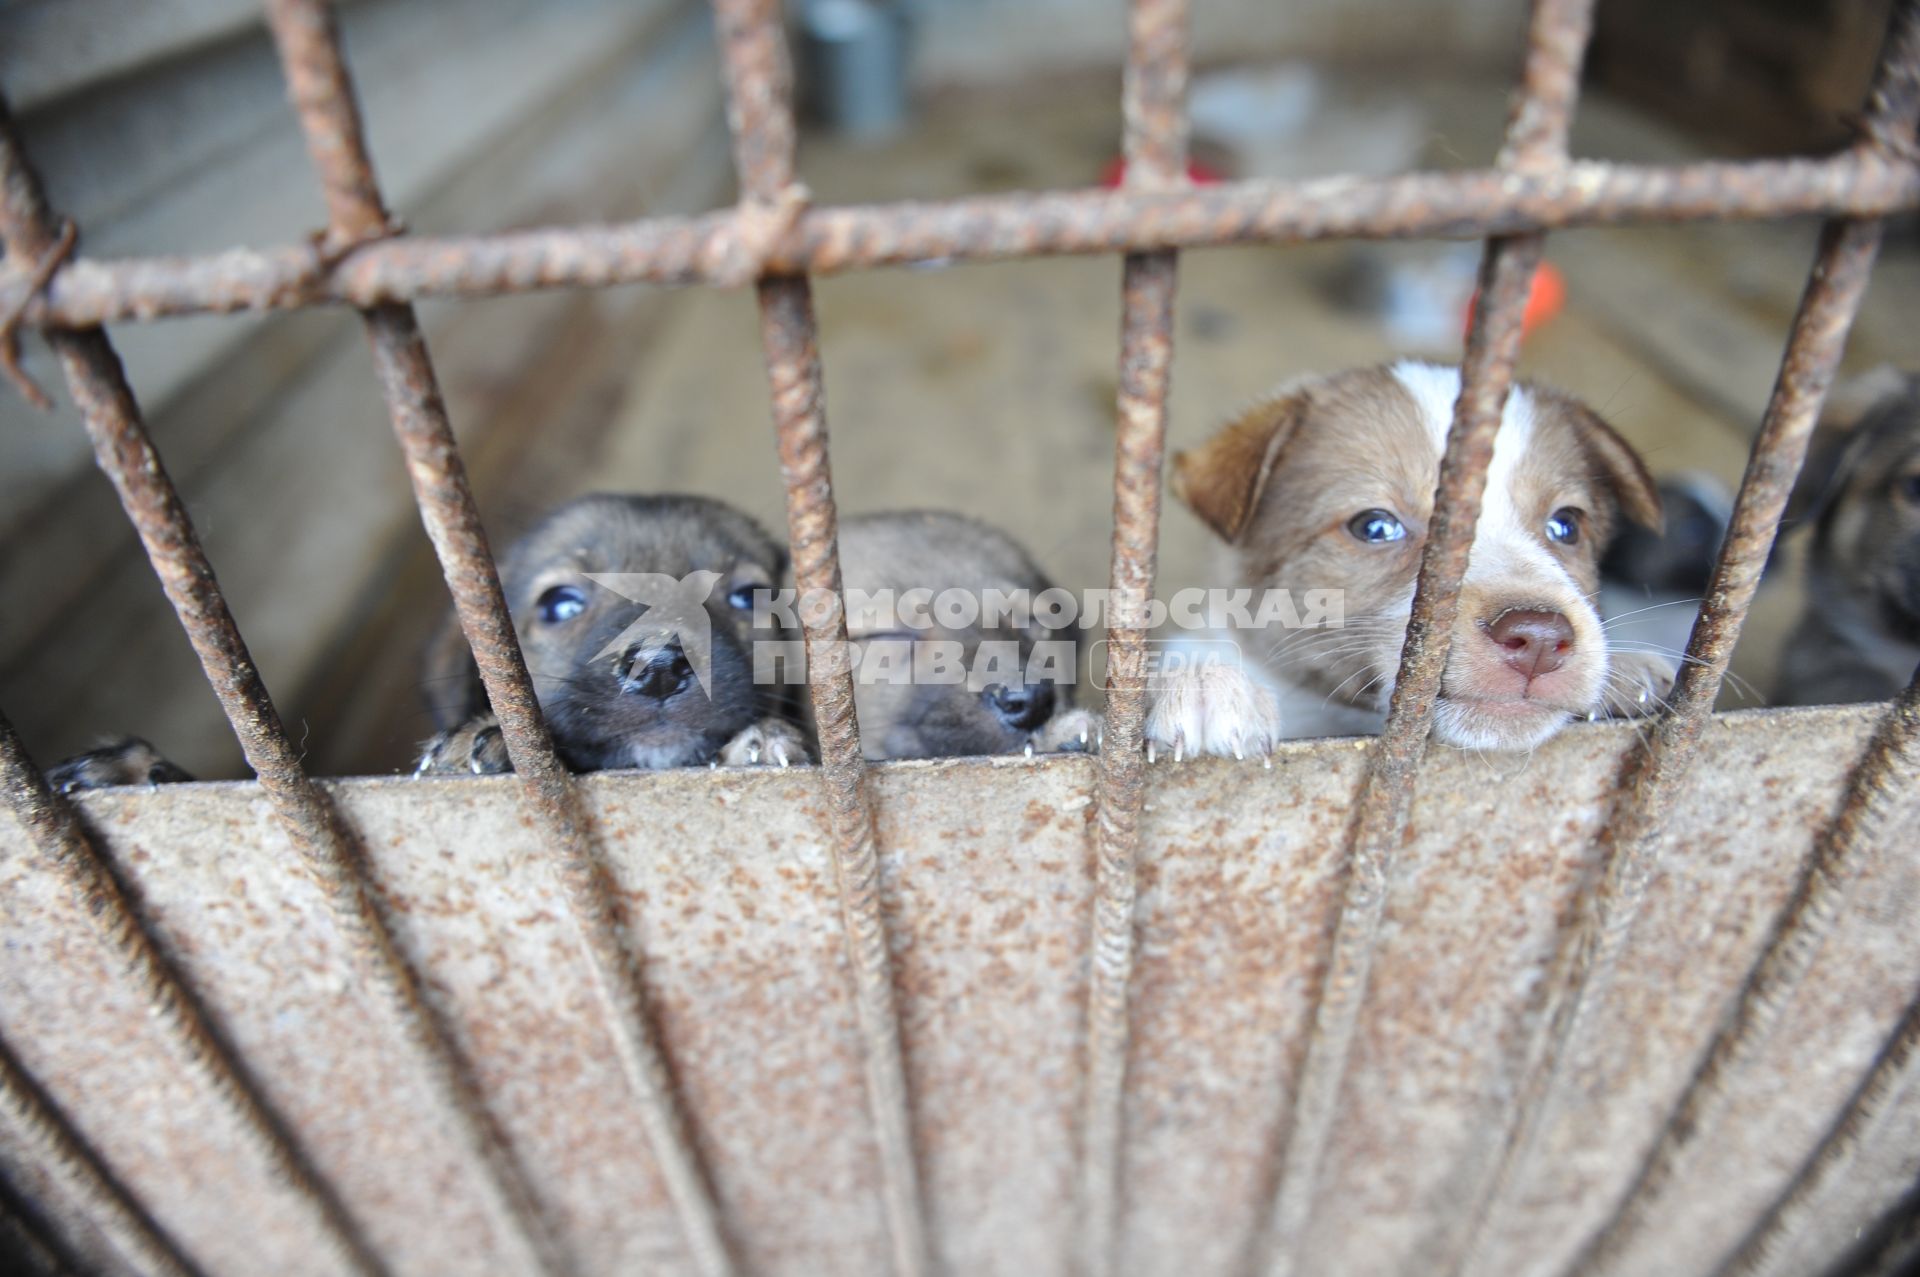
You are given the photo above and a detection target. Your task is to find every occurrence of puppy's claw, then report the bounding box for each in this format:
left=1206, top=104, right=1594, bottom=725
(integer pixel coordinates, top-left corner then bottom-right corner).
left=1605, top=652, right=1680, bottom=721
left=1146, top=740, right=1157, bottom=764
left=1027, top=708, right=1102, bottom=755
left=46, top=737, right=195, bottom=793
left=1143, top=662, right=1282, bottom=761
left=414, top=715, right=511, bottom=777
left=719, top=718, right=813, bottom=768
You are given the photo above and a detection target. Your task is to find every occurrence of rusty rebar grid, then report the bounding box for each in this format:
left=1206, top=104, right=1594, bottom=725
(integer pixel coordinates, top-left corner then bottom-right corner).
left=0, top=707, right=379, bottom=1276
left=709, top=3, right=929, bottom=1275
left=1573, top=671, right=1920, bottom=1277
left=0, top=0, right=1912, bottom=1266
left=1447, top=6, right=1920, bottom=1270
left=1077, top=2, right=1190, bottom=1275
left=4, top=154, right=1920, bottom=329
left=260, top=3, right=739, bottom=1274
left=0, top=1033, right=201, bottom=1277
left=1259, top=3, right=1594, bottom=1274
left=1716, top=965, right=1920, bottom=1277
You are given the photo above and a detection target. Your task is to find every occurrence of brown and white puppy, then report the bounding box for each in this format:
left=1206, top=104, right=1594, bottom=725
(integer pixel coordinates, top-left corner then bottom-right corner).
left=836, top=511, right=1099, bottom=759
left=419, top=493, right=809, bottom=774
left=1149, top=361, right=1674, bottom=755
left=1774, top=367, right=1920, bottom=706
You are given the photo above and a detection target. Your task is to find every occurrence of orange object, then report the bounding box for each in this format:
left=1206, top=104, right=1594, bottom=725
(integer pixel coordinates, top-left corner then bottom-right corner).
left=1463, top=260, right=1567, bottom=338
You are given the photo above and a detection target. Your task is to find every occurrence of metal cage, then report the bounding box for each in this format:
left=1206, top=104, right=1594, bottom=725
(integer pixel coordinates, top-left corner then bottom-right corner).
left=0, top=0, right=1918, bottom=1274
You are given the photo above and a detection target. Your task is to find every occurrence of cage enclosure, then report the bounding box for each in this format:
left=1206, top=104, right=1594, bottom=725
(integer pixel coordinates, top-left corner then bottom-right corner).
left=1, top=0, right=1918, bottom=1275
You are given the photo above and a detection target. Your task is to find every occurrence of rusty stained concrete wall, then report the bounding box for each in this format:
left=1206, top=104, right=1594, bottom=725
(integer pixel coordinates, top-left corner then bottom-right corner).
left=1, top=704, right=1917, bottom=1276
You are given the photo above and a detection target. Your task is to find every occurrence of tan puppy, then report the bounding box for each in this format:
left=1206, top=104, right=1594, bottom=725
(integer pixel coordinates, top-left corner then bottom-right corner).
left=836, top=511, right=1099, bottom=759
left=1149, top=361, right=1674, bottom=756
left=1775, top=367, right=1920, bottom=706
left=419, top=494, right=809, bottom=774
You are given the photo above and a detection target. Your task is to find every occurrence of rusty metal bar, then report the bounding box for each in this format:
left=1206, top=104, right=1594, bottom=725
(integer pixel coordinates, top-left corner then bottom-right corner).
left=3, top=95, right=453, bottom=1277
left=1453, top=7, right=1920, bottom=1274
left=1261, top=4, right=1594, bottom=1274
left=4, top=153, right=1919, bottom=330
left=708, top=3, right=929, bottom=1274
left=1571, top=671, right=1920, bottom=1275
left=0, top=707, right=375, bottom=1276
left=1474, top=216, right=1890, bottom=1265
left=1715, top=971, right=1920, bottom=1277
left=8, top=54, right=568, bottom=1277
left=0, top=1033, right=200, bottom=1277
left=259, top=3, right=737, bottom=1274
left=1077, top=2, right=1189, bottom=1275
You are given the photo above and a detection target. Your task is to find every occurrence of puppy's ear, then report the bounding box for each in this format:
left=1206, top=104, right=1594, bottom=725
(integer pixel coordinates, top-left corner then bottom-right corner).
left=1565, top=400, right=1663, bottom=532
left=1784, top=366, right=1912, bottom=530
left=421, top=608, right=488, bottom=730
left=1172, top=392, right=1308, bottom=544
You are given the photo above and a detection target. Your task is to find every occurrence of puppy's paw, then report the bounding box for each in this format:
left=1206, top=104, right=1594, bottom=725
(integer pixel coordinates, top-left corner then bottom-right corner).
left=415, top=715, right=512, bottom=776
left=1144, top=663, right=1280, bottom=760
left=718, top=717, right=811, bottom=768
left=1599, top=651, right=1679, bottom=720
left=1031, top=708, right=1103, bottom=754
left=47, top=737, right=193, bottom=793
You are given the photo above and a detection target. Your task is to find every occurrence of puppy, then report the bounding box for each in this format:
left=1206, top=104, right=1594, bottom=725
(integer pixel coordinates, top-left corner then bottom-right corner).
left=45, top=737, right=194, bottom=793
left=1774, top=367, right=1920, bottom=706
left=836, top=511, right=1099, bottom=759
left=418, top=493, right=809, bottom=774
left=1148, top=361, right=1674, bottom=756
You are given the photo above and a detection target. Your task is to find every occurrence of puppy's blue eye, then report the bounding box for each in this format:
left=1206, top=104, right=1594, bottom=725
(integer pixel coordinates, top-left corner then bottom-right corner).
left=727, top=584, right=759, bottom=610
left=1899, top=474, right=1920, bottom=504
left=1347, top=509, right=1407, bottom=544
left=536, top=585, right=587, bottom=623
left=1546, top=507, right=1582, bottom=545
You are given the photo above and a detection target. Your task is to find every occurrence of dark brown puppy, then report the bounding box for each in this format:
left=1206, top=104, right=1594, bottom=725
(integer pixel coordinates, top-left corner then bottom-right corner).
left=419, top=493, right=809, bottom=773
left=1775, top=367, right=1920, bottom=706
left=836, top=511, right=1098, bottom=760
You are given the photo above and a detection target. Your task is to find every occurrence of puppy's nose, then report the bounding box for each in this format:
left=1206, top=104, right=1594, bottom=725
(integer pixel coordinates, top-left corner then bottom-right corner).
left=1484, top=609, right=1575, bottom=680
left=618, top=638, right=693, bottom=699
left=986, top=682, right=1055, bottom=731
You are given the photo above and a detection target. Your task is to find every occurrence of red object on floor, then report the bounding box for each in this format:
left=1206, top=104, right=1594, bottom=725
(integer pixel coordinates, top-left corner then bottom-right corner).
left=1463, top=261, right=1567, bottom=339
left=1100, top=156, right=1225, bottom=187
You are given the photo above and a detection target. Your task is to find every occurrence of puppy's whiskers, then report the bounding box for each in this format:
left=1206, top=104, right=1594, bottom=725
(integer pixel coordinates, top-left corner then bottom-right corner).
left=1601, top=597, right=1706, bottom=627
